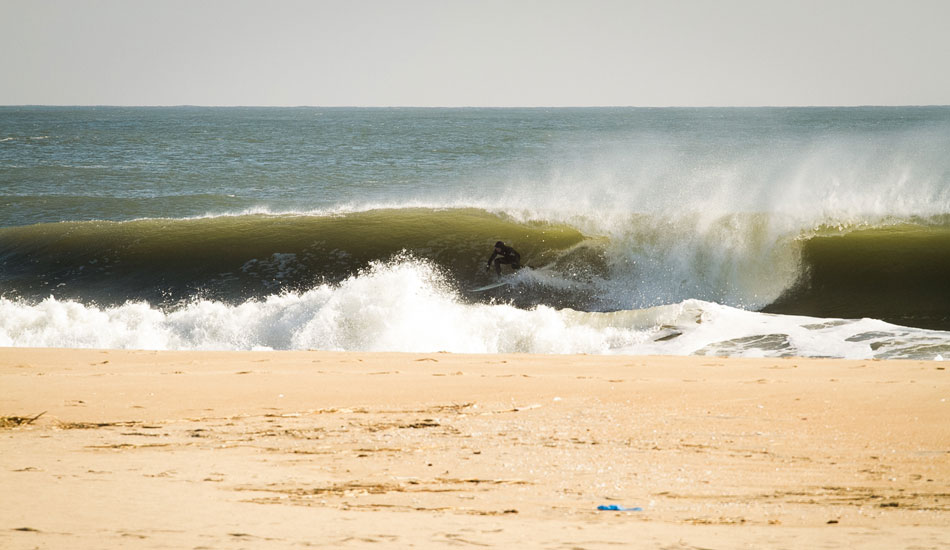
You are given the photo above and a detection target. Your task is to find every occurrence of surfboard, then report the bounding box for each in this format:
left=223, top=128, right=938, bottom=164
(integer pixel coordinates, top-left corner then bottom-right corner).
left=469, top=280, right=510, bottom=292
left=470, top=263, right=550, bottom=292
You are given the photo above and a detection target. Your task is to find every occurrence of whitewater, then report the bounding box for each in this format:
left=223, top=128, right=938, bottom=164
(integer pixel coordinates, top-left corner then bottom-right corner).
left=1, top=107, right=948, bottom=359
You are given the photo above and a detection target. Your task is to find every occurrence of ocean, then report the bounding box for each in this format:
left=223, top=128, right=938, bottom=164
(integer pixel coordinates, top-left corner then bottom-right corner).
left=1, top=106, right=948, bottom=359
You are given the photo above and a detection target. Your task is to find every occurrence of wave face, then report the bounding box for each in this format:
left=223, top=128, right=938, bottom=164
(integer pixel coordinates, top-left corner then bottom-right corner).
left=2, top=106, right=949, bottom=357
left=764, top=221, right=950, bottom=330
left=0, top=208, right=585, bottom=305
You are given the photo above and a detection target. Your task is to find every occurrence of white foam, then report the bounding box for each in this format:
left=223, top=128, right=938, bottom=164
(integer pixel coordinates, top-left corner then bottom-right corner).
left=1, top=260, right=947, bottom=359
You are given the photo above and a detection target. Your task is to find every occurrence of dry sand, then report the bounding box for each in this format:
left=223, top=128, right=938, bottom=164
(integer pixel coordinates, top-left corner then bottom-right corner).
left=1, top=348, right=948, bottom=549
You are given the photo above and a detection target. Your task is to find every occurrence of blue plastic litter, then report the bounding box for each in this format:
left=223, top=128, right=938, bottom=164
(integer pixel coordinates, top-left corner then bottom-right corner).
left=597, top=505, right=643, bottom=511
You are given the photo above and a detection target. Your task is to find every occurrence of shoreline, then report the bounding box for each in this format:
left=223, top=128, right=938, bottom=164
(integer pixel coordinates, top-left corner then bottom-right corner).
left=2, top=348, right=948, bottom=548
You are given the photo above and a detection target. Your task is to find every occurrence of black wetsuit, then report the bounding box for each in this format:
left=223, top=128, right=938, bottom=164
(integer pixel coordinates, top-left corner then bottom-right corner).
left=487, top=243, right=522, bottom=275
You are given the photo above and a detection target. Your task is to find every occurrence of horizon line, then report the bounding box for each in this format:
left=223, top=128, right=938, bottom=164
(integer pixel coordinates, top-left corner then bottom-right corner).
left=2, top=103, right=949, bottom=109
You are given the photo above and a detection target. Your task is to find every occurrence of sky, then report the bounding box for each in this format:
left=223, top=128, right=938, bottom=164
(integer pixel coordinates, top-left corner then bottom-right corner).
left=2, top=0, right=949, bottom=107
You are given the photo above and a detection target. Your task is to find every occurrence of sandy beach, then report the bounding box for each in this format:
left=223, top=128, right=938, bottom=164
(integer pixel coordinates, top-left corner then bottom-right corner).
left=1, top=348, right=948, bottom=549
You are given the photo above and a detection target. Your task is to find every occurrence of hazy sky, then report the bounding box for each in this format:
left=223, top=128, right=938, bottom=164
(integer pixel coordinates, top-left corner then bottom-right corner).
left=2, top=0, right=949, bottom=106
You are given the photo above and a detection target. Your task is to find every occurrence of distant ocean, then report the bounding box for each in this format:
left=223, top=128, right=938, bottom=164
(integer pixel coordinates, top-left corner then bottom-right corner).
left=1, top=106, right=948, bottom=359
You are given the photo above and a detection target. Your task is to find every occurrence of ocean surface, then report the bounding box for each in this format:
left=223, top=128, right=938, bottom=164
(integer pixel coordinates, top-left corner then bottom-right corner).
left=1, top=106, right=948, bottom=359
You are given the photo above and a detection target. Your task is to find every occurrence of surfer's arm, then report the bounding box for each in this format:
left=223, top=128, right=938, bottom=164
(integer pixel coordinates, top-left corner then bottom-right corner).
left=486, top=250, right=498, bottom=267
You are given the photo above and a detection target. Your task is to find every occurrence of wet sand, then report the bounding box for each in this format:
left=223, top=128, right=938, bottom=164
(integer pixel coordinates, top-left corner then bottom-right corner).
left=1, top=348, right=948, bottom=549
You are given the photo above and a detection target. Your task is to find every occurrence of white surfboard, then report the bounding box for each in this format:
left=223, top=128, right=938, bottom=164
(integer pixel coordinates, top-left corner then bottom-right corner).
left=469, top=280, right=510, bottom=292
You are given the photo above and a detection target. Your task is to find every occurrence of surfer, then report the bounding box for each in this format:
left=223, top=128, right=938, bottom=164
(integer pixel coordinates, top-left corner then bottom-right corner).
left=487, top=241, right=522, bottom=275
